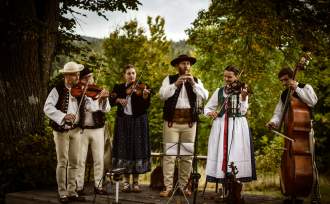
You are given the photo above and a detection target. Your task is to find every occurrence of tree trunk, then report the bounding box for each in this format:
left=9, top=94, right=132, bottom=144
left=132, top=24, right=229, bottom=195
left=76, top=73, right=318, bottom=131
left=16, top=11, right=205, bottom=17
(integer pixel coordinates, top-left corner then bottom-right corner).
left=0, top=0, right=59, bottom=141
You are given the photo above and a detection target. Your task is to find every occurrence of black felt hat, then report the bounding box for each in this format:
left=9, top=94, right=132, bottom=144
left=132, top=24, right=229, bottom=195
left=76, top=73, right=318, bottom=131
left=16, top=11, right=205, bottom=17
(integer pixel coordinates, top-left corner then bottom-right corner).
left=80, top=67, right=92, bottom=78
left=170, top=54, right=196, bottom=67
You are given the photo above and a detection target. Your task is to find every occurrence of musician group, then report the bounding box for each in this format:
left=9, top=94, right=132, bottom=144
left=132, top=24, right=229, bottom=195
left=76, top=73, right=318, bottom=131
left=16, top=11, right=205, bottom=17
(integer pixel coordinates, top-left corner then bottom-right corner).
left=44, top=54, right=320, bottom=203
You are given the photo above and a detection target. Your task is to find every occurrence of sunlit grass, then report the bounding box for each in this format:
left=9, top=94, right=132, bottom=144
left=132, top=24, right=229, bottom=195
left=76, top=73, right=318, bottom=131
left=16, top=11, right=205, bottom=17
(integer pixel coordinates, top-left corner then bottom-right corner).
left=138, top=160, right=330, bottom=203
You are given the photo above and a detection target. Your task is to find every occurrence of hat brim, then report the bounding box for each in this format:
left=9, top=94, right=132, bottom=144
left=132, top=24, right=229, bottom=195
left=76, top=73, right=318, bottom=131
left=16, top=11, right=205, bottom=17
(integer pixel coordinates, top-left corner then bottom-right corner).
left=171, top=57, right=196, bottom=67
left=59, top=66, right=84, bottom=73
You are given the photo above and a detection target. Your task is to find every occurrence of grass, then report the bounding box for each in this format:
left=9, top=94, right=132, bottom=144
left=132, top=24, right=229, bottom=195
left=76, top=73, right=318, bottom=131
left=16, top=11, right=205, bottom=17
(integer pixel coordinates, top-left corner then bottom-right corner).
left=138, top=161, right=330, bottom=203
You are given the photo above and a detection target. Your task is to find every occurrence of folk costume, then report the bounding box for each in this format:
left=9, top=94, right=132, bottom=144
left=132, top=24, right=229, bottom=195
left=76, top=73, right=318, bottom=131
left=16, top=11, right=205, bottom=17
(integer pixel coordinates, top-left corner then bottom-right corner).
left=204, top=87, right=256, bottom=183
left=110, top=81, right=151, bottom=189
left=269, top=83, right=320, bottom=202
left=44, top=62, right=84, bottom=199
left=159, top=55, right=208, bottom=193
left=76, top=68, right=111, bottom=195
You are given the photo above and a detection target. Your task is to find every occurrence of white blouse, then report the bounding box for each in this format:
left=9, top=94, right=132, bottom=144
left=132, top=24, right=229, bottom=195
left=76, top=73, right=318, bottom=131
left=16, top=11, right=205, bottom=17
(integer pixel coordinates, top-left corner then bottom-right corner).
left=204, top=88, right=249, bottom=116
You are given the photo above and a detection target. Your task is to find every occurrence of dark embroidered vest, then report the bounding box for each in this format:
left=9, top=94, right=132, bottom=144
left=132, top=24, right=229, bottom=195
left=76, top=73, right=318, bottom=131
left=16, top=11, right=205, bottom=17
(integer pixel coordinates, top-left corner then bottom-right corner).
left=280, top=83, right=312, bottom=117
left=217, top=87, right=242, bottom=117
left=49, top=83, right=79, bottom=132
left=281, top=83, right=305, bottom=104
left=79, top=99, right=106, bottom=129
left=163, top=74, right=198, bottom=122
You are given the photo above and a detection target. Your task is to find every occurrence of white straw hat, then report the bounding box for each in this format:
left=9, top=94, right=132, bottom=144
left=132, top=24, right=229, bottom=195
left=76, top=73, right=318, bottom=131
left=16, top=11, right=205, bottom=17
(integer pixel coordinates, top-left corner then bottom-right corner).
left=59, top=61, right=84, bottom=73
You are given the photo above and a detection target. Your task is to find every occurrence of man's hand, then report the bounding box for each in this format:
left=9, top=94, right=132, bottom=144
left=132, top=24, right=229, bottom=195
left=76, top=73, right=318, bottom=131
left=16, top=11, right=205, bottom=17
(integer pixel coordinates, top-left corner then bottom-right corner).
left=207, top=111, right=218, bottom=120
left=64, top=114, right=76, bottom=123
left=96, top=89, right=109, bottom=100
left=175, top=74, right=195, bottom=87
left=266, top=122, right=278, bottom=130
left=184, top=74, right=195, bottom=86
left=288, top=79, right=298, bottom=91
left=174, top=77, right=185, bottom=87
left=116, top=98, right=128, bottom=106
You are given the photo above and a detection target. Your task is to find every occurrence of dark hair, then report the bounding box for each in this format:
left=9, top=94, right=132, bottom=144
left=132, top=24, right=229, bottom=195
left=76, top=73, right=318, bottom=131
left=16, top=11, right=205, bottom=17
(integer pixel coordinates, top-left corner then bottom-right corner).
left=278, top=67, right=293, bottom=79
left=224, top=65, right=240, bottom=76
left=123, top=64, right=135, bottom=73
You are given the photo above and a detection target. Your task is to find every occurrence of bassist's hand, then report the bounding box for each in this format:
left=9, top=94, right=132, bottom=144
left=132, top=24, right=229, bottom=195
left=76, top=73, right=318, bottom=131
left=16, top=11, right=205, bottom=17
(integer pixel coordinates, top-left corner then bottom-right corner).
left=266, top=122, right=278, bottom=130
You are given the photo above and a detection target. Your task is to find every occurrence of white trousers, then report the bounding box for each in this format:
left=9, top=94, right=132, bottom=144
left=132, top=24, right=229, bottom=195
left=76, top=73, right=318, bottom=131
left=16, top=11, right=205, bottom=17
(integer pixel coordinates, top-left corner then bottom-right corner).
left=53, top=128, right=81, bottom=197
left=162, top=122, right=196, bottom=190
left=77, top=127, right=105, bottom=190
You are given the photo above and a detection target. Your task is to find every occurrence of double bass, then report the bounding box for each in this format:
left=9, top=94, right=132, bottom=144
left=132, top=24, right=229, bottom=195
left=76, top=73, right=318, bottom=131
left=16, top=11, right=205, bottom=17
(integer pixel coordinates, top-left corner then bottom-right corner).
left=278, top=53, right=314, bottom=199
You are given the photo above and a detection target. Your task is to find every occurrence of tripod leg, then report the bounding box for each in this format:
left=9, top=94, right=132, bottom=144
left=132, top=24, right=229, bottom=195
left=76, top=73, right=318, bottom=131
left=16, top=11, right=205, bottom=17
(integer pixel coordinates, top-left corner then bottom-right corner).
left=202, top=180, right=207, bottom=197
left=115, top=181, right=119, bottom=203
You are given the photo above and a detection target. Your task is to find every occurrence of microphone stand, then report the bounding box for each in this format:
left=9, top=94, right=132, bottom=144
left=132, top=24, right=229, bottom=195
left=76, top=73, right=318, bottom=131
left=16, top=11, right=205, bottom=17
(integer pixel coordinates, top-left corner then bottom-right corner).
left=191, top=97, right=202, bottom=204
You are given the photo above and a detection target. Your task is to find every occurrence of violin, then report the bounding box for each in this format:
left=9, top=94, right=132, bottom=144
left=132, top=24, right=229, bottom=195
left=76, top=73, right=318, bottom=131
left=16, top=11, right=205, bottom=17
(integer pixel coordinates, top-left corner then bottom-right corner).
left=125, top=81, right=149, bottom=97
left=225, top=80, right=252, bottom=95
left=71, top=82, right=103, bottom=100
left=223, top=162, right=244, bottom=204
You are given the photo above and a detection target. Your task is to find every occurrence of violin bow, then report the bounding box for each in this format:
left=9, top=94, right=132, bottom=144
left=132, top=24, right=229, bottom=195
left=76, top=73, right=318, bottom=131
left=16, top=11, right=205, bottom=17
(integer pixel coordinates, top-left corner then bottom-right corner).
left=128, top=68, right=146, bottom=97
left=70, top=78, right=91, bottom=127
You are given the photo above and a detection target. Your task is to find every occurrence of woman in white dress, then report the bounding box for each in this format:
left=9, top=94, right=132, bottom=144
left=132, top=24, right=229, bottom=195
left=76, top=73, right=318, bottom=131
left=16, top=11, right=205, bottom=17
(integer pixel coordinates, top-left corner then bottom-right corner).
left=204, top=65, right=256, bottom=183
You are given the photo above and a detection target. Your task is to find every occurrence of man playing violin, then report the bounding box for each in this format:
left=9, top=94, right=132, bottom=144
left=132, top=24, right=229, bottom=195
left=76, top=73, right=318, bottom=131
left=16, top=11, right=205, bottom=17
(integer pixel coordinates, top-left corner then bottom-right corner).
left=110, top=64, right=151, bottom=193
left=204, top=65, right=256, bottom=189
left=266, top=67, right=320, bottom=204
left=44, top=61, right=86, bottom=203
left=75, top=67, right=111, bottom=196
left=159, top=54, right=208, bottom=197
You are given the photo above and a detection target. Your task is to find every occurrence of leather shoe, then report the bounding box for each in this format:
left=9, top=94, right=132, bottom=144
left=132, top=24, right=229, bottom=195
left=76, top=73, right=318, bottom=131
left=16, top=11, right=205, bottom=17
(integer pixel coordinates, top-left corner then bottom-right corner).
left=159, top=189, right=172, bottom=197
left=68, top=195, right=86, bottom=202
left=94, top=187, right=109, bottom=195
left=132, top=183, right=142, bottom=193
left=182, top=188, right=192, bottom=197
left=58, top=196, right=69, bottom=203
left=77, top=189, right=86, bottom=196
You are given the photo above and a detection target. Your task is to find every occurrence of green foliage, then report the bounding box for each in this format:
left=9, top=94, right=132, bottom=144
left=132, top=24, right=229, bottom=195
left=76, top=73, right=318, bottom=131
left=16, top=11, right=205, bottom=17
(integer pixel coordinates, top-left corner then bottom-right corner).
left=0, top=123, right=56, bottom=192
left=255, top=135, right=283, bottom=174
left=187, top=0, right=330, bottom=173
left=57, top=0, right=141, bottom=56
left=102, top=16, right=173, bottom=152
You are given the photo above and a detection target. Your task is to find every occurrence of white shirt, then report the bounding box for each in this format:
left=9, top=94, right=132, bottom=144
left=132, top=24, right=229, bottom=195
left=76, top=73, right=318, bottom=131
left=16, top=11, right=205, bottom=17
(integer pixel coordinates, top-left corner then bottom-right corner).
left=204, top=88, right=249, bottom=116
left=83, top=98, right=111, bottom=126
left=44, top=87, right=110, bottom=128
left=269, top=84, right=318, bottom=126
left=159, top=75, right=209, bottom=108
left=124, top=95, right=133, bottom=115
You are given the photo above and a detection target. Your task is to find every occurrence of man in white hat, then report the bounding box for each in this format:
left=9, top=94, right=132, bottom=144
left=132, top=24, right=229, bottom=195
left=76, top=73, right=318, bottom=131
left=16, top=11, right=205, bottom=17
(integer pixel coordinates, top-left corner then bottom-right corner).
left=44, top=61, right=85, bottom=203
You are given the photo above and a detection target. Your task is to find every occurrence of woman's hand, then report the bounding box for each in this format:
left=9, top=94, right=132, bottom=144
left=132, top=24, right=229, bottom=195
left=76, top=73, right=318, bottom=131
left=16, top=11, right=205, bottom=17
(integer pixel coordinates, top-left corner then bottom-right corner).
left=241, top=85, right=248, bottom=101
left=142, top=88, right=150, bottom=99
left=207, top=111, right=218, bottom=120
left=116, top=98, right=128, bottom=106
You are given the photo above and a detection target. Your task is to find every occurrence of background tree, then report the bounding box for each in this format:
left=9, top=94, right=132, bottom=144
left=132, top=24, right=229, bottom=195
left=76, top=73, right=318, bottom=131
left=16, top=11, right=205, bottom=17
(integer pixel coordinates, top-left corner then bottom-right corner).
left=187, top=0, right=330, bottom=172
left=0, top=0, right=140, bottom=198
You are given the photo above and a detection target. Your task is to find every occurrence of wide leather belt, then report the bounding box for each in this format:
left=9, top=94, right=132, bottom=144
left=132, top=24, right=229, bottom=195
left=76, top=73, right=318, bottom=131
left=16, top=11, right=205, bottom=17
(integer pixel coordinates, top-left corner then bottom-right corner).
left=172, top=108, right=192, bottom=124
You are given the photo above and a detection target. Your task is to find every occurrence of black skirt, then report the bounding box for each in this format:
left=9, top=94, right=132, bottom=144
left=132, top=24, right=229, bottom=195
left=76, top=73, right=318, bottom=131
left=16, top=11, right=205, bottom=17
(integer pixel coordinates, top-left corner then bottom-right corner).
left=112, top=113, right=151, bottom=174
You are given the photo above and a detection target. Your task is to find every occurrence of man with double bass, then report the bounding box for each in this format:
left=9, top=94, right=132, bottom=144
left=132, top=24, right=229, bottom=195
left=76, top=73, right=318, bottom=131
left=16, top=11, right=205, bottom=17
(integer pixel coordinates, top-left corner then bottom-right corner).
left=266, top=67, right=320, bottom=204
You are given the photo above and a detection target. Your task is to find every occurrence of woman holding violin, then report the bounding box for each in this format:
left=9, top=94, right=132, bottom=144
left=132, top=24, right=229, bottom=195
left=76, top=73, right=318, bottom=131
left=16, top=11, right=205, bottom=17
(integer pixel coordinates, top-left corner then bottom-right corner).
left=110, top=64, right=151, bottom=193
left=204, top=65, right=256, bottom=186
left=266, top=67, right=320, bottom=204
